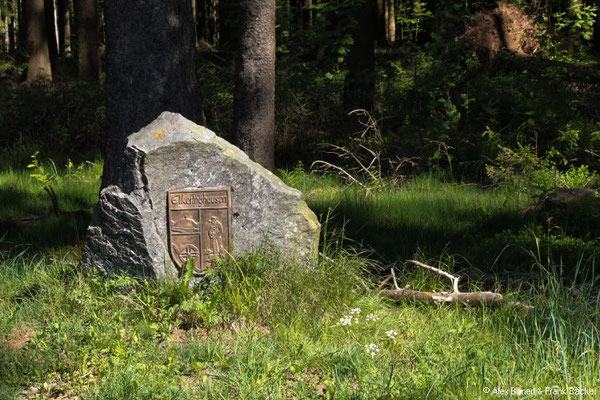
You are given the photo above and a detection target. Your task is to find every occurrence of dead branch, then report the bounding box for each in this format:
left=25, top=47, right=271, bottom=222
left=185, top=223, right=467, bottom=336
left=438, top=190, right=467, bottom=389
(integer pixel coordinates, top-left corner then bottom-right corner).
left=408, top=259, right=460, bottom=293
left=379, top=261, right=532, bottom=309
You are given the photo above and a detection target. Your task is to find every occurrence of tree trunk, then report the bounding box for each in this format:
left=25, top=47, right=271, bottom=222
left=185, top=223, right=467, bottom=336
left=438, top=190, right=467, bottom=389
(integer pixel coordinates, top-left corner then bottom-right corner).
left=9, top=2, right=16, bottom=52
left=593, top=0, right=600, bottom=51
left=343, top=0, right=375, bottom=111
left=196, top=0, right=206, bottom=43
left=25, top=0, right=52, bottom=82
left=384, top=0, right=395, bottom=46
left=376, top=0, right=384, bottom=44
left=207, top=0, right=219, bottom=45
left=103, top=0, right=202, bottom=188
left=74, top=0, right=100, bottom=80
left=57, top=0, right=71, bottom=54
left=376, top=0, right=394, bottom=46
left=2, top=10, right=7, bottom=52
left=44, top=0, right=58, bottom=69
left=302, top=0, right=312, bottom=28
left=18, top=0, right=27, bottom=50
left=233, top=0, right=276, bottom=171
left=191, top=0, right=198, bottom=46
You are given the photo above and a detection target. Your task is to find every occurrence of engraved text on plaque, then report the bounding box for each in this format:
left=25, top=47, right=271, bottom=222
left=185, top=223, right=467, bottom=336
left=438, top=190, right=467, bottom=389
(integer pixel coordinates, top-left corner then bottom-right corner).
left=168, top=187, right=232, bottom=274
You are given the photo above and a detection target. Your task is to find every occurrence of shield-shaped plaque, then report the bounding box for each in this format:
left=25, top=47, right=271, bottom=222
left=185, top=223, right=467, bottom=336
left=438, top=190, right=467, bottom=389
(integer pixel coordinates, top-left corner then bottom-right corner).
left=168, top=187, right=232, bottom=274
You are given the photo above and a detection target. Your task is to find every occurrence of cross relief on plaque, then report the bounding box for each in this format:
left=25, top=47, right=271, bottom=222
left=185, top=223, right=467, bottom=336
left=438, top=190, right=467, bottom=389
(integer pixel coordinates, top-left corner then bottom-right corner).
left=168, top=187, right=232, bottom=274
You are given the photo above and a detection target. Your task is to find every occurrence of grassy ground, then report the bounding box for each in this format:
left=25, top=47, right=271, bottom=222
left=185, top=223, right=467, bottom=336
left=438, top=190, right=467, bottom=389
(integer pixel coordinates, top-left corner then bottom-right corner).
left=1, top=157, right=599, bottom=399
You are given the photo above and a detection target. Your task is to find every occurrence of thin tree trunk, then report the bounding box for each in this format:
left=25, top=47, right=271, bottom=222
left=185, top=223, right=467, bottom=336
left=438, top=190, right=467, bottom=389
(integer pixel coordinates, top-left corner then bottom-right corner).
left=2, top=10, right=7, bottom=52
left=280, top=0, right=291, bottom=34
left=567, top=0, right=582, bottom=55
left=233, top=0, right=276, bottom=170
left=207, top=0, right=219, bottom=45
left=18, top=0, right=26, bottom=50
left=74, top=0, right=99, bottom=80
left=44, top=0, right=58, bottom=69
left=376, top=0, right=385, bottom=44
left=191, top=0, right=198, bottom=46
left=25, top=0, right=52, bottom=82
left=343, top=0, right=375, bottom=111
left=303, top=0, right=312, bottom=28
left=593, top=0, right=600, bottom=50
left=8, top=0, right=16, bottom=52
left=196, top=0, right=206, bottom=43
left=384, top=0, right=395, bottom=46
left=57, top=0, right=70, bottom=54
left=103, top=0, right=202, bottom=188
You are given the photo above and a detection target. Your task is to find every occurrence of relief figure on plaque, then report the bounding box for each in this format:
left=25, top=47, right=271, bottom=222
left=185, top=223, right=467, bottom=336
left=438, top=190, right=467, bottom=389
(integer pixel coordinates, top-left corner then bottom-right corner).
left=207, top=216, right=225, bottom=258
left=170, top=210, right=200, bottom=233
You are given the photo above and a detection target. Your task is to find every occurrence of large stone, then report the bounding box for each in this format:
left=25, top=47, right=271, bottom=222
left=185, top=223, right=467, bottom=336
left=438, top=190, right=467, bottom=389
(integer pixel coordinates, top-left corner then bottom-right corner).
left=83, top=112, right=320, bottom=278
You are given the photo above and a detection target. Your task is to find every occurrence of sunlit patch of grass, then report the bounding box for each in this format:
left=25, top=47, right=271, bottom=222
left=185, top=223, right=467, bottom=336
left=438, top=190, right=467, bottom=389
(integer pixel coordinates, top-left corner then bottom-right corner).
left=0, top=244, right=598, bottom=399
left=0, top=158, right=598, bottom=398
left=280, top=168, right=600, bottom=275
left=0, top=157, right=102, bottom=250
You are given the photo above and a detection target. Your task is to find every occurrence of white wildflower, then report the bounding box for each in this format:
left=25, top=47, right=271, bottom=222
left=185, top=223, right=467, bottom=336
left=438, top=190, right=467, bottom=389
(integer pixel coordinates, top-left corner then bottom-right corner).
left=350, top=308, right=362, bottom=315
left=385, top=330, right=398, bottom=340
left=365, top=313, right=380, bottom=322
left=337, top=316, right=352, bottom=326
left=364, top=343, right=381, bottom=357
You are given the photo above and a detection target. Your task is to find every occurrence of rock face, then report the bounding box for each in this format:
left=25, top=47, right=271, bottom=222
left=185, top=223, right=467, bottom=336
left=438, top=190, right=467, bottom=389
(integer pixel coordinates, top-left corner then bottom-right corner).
left=83, top=112, right=320, bottom=278
left=537, top=188, right=598, bottom=211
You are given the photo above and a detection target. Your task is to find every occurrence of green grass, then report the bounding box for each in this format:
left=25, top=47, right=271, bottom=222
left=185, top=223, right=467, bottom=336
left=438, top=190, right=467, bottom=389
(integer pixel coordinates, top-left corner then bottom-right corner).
left=1, top=158, right=599, bottom=398
left=0, top=156, right=101, bottom=250
left=281, top=167, right=600, bottom=279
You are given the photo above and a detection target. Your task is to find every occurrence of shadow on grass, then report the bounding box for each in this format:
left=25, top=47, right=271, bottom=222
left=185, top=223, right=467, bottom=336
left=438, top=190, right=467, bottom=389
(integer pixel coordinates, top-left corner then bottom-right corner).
left=0, top=211, right=92, bottom=253
left=308, top=191, right=600, bottom=282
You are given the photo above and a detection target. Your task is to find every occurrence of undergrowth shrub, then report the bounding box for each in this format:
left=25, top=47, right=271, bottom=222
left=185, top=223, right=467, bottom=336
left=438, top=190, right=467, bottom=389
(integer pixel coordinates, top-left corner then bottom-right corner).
left=486, top=144, right=599, bottom=196
left=0, top=81, right=105, bottom=160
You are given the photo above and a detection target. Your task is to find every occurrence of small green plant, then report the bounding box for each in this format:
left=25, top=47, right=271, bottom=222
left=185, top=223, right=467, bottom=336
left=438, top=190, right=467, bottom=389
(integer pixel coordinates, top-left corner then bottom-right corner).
left=26, top=152, right=95, bottom=217
left=27, top=151, right=60, bottom=216
left=553, top=3, right=598, bottom=42
left=486, top=144, right=598, bottom=196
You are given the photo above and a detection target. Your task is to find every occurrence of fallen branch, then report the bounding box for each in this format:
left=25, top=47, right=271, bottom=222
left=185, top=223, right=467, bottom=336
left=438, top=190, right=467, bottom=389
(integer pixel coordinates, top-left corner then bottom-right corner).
left=378, top=260, right=532, bottom=309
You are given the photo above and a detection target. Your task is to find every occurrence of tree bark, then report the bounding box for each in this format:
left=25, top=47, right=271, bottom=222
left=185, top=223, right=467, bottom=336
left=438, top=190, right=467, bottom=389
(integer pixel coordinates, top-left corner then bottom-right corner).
left=25, top=0, right=52, bottom=82
left=376, top=0, right=394, bottom=46
left=233, top=0, right=276, bottom=170
left=44, top=0, right=58, bottom=68
left=2, top=10, right=7, bottom=52
left=18, top=0, right=26, bottom=49
left=343, top=0, right=375, bottom=111
left=207, top=0, right=219, bottom=45
left=302, top=0, right=312, bottom=28
left=384, top=0, right=395, bottom=46
left=593, top=0, right=600, bottom=50
left=196, top=0, right=206, bottom=43
left=57, top=0, right=70, bottom=54
left=74, top=0, right=99, bottom=80
left=103, top=0, right=202, bottom=188
left=9, top=2, right=16, bottom=52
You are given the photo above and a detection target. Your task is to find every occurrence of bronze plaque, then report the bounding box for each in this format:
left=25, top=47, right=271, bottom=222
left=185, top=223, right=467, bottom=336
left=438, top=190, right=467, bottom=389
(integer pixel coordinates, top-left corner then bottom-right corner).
left=168, top=187, right=232, bottom=274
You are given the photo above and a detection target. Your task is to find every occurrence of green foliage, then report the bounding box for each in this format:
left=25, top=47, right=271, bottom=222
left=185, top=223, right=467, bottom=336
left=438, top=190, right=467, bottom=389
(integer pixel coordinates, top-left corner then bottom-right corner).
left=553, top=3, right=598, bottom=41
left=25, top=152, right=96, bottom=216
left=486, top=144, right=598, bottom=196
left=396, top=1, right=432, bottom=42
